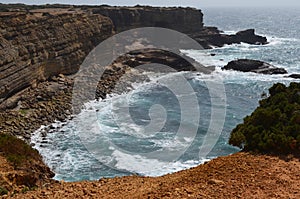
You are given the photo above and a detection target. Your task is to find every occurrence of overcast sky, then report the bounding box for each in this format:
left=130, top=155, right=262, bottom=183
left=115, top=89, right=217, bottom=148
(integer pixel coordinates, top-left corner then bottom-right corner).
left=1, top=0, right=299, bottom=8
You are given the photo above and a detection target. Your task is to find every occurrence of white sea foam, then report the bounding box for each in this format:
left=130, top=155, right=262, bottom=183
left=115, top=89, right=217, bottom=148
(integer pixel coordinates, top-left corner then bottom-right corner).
left=112, top=149, right=209, bottom=176
left=267, top=36, right=300, bottom=44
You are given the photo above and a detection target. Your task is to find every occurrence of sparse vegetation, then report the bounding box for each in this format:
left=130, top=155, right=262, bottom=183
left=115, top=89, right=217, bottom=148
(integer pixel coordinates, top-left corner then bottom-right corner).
left=21, top=186, right=30, bottom=193
left=0, top=134, right=40, bottom=168
left=0, top=186, right=8, bottom=196
left=230, top=82, right=300, bottom=155
left=19, top=109, right=29, bottom=116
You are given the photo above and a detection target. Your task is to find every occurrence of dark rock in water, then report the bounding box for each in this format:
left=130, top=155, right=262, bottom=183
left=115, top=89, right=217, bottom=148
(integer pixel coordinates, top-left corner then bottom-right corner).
left=223, top=59, right=288, bottom=75
left=231, top=29, right=268, bottom=45
left=191, top=28, right=267, bottom=48
left=288, top=74, right=300, bottom=79
left=49, top=125, right=56, bottom=130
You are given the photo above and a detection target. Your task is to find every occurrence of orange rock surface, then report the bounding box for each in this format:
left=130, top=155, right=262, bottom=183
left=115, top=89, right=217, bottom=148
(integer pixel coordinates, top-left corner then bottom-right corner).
left=5, top=152, right=300, bottom=199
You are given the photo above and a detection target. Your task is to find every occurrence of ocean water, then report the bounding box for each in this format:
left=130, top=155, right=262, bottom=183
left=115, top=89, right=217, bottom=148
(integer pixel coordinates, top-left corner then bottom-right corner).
left=31, top=8, right=300, bottom=182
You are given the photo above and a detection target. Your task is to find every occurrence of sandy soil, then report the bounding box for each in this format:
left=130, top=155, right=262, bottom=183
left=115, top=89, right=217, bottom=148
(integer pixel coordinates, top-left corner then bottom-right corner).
left=4, top=152, right=300, bottom=199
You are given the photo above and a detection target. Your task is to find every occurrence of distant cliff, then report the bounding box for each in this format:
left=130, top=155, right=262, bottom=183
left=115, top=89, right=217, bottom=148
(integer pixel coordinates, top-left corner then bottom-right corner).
left=92, top=6, right=204, bottom=34
left=0, top=10, right=113, bottom=101
left=93, top=6, right=267, bottom=48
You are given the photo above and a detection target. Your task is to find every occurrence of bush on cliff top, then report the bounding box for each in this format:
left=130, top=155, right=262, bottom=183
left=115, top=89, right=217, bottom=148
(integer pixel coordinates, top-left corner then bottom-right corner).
left=0, top=134, right=40, bottom=168
left=229, top=82, right=300, bottom=155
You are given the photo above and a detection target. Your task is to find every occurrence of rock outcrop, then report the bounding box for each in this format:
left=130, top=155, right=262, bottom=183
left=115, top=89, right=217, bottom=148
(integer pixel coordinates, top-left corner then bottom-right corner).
left=231, top=29, right=267, bottom=45
left=118, top=49, right=198, bottom=72
left=0, top=9, right=114, bottom=102
left=190, top=28, right=268, bottom=49
left=223, top=59, right=287, bottom=75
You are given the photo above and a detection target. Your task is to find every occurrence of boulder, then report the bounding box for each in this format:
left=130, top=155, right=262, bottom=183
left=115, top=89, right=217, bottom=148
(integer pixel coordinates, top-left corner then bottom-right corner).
left=223, top=59, right=287, bottom=75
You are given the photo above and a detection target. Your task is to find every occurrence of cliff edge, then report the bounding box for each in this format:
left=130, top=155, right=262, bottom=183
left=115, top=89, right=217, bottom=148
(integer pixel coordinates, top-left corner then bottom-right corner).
left=92, top=5, right=204, bottom=34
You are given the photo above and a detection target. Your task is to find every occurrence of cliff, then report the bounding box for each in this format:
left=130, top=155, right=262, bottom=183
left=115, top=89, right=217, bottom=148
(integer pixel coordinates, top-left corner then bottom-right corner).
left=92, top=5, right=204, bottom=34
left=93, top=6, right=267, bottom=48
left=0, top=9, right=114, bottom=102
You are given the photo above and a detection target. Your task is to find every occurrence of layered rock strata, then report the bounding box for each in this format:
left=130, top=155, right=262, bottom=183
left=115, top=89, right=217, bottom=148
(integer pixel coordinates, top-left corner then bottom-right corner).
left=0, top=10, right=114, bottom=103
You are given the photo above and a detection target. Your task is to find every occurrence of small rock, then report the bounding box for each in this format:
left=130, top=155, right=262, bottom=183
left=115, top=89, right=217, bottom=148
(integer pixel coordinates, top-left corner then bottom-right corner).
left=49, top=125, right=56, bottom=130
left=5, top=121, right=12, bottom=125
left=184, top=188, right=193, bottom=194
left=208, top=179, right=225, bottom=185
left=36, top=96, right=43, bottom=101
left=58, top=74, right=65, bottom=79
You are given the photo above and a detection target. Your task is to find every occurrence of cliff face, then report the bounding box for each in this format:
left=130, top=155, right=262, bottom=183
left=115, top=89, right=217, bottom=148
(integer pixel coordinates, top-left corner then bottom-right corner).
left=0, top=10, right=114, bottom=101
left=92, top=6, right=204, bottom=34
left=92, top=6, right=267, bottom=48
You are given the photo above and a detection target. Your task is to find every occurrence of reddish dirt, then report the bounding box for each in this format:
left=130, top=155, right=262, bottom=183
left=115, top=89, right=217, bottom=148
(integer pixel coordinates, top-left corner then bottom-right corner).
left=4, top=152, right=300, bottom=199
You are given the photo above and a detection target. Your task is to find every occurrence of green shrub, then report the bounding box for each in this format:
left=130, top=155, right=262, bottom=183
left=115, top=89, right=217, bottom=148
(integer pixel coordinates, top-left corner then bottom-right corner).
left=21, top=186, right=30, bottom=193
left=0, top=186, right=8, bottom=195
left=229, top=83, right=300, bottom=155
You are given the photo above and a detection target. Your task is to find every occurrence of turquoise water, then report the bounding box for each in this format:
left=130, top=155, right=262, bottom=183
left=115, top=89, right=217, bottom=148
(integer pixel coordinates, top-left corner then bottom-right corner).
left=31, top=8, right=300, bottom=181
